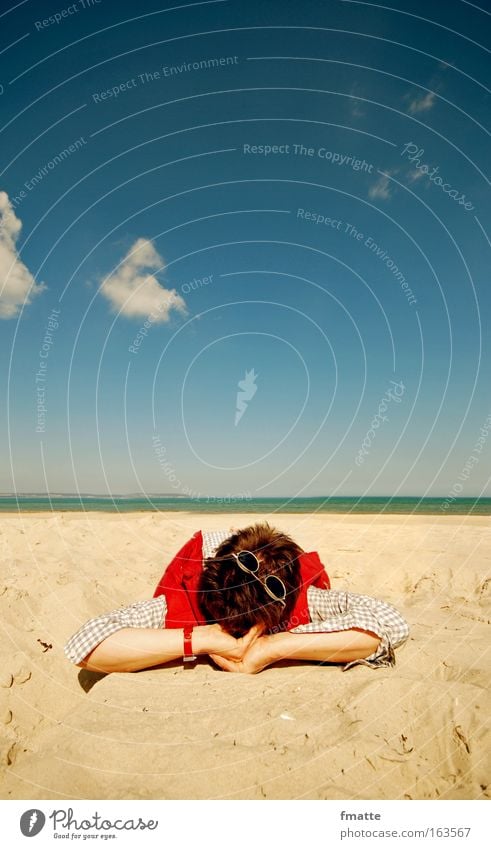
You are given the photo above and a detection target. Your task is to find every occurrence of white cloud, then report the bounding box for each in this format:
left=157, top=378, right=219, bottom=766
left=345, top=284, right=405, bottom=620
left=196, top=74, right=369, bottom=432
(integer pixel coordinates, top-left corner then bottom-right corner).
left=0, top=191, right=46, bottom=319
left=407, top=168, right=425, bottom=182
left=407, top=91, right=436, bottom=115
left=100, top=238, right=187, bottom=322
left=368, top=173, right=392, bottom=201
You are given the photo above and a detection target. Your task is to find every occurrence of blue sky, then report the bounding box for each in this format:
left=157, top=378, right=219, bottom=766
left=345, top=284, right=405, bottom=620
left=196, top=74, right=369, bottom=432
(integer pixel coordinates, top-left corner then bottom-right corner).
left=0, top=0, right=489, bottom=497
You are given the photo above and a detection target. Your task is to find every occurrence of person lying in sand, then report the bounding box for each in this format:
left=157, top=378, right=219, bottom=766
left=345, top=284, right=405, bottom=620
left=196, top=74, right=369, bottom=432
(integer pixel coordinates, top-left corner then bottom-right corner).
left=65, top=522, right=409, bottom=675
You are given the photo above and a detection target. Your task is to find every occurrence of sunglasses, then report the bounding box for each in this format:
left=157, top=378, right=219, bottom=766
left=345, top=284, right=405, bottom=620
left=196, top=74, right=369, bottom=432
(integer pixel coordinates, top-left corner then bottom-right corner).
left=231, top=550, right=287, bottom=607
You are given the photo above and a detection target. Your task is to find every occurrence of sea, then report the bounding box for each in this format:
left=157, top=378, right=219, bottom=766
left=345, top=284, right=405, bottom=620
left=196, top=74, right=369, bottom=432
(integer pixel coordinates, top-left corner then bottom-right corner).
left=0, top=496, right=490, bottom=515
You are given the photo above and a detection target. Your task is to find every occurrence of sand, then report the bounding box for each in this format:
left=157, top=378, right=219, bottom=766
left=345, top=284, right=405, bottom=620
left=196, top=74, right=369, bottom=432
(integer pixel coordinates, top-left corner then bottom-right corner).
left=0, top=511, right=489, bottom=800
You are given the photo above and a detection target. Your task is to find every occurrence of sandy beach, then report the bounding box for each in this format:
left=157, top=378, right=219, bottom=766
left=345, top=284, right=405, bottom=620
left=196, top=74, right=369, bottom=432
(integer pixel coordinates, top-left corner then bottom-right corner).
left=0, top=511, right=489, bottom=800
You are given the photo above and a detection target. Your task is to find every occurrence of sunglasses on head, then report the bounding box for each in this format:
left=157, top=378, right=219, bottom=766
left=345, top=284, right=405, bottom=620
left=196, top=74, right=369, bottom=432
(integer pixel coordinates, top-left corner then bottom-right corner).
left=231, top=550, right=287, bottom=607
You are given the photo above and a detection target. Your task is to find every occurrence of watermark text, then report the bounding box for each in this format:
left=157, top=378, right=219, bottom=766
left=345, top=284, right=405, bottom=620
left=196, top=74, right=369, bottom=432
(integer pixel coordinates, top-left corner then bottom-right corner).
left=35, top=308, right=61, bottom=433
left=355, top=380, right=405, bottom=465
left=34, top=0, right=102, bottom=31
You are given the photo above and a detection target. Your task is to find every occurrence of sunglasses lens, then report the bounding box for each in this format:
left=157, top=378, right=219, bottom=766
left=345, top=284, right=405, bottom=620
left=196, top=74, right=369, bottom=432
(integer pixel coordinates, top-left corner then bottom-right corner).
left=237, top=551, right=259, bottom=573
left=265, top=575, right=286, bottom=600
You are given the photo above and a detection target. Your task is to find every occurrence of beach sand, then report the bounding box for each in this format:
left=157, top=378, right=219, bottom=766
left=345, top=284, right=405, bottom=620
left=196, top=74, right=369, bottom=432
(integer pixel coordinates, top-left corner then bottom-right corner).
left=0, top=511, right=489, bottom=800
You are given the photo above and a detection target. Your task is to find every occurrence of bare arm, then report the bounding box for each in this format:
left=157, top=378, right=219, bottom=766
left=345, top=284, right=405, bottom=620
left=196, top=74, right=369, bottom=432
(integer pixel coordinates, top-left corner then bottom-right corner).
left=211, top=628, right=381, bottom=674
left=66, top=597, right=257, bottom=673
left=78, top=624, right=259, bottom=673
left=267, top=627, right=381, bottom=663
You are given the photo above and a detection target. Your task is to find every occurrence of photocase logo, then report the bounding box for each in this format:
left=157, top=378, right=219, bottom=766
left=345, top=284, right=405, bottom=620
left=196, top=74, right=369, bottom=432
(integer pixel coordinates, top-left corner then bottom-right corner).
left=235, top=368, right=258, bottom=425
left=19, top=809, right=46, bottom=837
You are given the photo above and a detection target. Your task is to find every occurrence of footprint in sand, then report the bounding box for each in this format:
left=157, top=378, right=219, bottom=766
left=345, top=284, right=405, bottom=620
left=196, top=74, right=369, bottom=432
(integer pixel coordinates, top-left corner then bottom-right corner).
left=410, top=575, right=437, bottom=601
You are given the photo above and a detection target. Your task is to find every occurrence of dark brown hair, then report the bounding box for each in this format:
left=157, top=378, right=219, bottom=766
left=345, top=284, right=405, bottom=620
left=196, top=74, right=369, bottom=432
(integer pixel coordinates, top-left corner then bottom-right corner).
left=197, top=522, right=303, bottom=636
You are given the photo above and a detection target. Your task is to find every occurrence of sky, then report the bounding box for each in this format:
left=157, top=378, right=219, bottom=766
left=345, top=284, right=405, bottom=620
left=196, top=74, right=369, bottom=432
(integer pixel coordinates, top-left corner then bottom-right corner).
left=0, top=0, right=490, bottom=498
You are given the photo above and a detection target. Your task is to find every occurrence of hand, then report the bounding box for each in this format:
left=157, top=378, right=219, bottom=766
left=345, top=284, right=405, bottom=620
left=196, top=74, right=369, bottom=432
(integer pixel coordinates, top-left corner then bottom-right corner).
left=199, top=623, right=261, bottom=662
left=210, top=634, right=273, bottom=674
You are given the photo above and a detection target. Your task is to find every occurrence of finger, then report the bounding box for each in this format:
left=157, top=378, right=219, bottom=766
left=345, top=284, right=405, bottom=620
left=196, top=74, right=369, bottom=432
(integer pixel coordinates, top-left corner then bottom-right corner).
left=209, top=654, right=240, bottom=673
left=234, top=634, right=254, bottom=661
left=242, top=624, right=262, bottom=648
left=210, top=654, right=236, bottom=672
left=209, top=654, right=226, bottom=669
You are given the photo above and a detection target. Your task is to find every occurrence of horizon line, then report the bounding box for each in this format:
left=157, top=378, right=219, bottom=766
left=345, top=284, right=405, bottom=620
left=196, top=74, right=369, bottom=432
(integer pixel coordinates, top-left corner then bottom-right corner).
left=1, top=493, right=489, bottom=500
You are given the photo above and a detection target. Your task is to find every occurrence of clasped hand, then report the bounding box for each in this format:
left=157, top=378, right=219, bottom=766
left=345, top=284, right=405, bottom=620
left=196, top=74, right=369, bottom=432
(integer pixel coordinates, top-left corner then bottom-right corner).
left=204, top=623, right=272, bottom=674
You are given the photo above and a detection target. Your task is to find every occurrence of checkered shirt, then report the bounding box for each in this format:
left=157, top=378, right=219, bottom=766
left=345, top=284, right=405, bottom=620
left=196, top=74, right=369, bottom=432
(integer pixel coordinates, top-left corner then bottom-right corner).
left=290, top=587, right=409, bottom=670
left=64, top=530, right=409, bottom=670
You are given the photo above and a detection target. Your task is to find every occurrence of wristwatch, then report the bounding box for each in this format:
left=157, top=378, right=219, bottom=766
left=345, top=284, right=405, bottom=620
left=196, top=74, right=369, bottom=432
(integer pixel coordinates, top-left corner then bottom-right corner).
left=183, top=626, right=197, bottom=663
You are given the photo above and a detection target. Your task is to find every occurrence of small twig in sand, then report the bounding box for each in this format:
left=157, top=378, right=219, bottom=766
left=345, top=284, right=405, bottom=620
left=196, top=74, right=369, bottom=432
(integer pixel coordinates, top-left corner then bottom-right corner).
left=453, top=725, right=471, bottom=754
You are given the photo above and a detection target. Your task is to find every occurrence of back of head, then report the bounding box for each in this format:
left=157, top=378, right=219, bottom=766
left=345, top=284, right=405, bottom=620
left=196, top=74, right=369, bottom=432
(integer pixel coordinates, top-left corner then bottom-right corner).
left=197, top=522, right=303, bottom=636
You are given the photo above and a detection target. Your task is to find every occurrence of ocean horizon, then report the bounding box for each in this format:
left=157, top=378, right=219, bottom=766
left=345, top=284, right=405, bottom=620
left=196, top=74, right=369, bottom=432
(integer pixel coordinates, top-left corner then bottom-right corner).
left=0, top=495, right=490, bottom=515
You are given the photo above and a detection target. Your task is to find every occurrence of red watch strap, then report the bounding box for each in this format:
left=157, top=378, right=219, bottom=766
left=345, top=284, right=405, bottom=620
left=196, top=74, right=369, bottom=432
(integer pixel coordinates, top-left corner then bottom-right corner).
left=183, top=626, right=196, bottom=662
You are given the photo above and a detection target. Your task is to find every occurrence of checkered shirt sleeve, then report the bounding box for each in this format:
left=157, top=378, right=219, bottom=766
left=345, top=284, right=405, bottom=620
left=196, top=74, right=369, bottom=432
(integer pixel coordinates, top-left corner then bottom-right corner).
left=202, top=529, right=232, bottom=558
left=64, top=597, right=167, bottom=664
left=290, top=587, right=410, bottom=670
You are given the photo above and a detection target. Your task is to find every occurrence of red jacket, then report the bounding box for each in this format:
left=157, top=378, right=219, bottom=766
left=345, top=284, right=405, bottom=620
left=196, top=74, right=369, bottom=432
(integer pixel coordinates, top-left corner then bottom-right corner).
left=153, top=531, right=330, bottom=629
